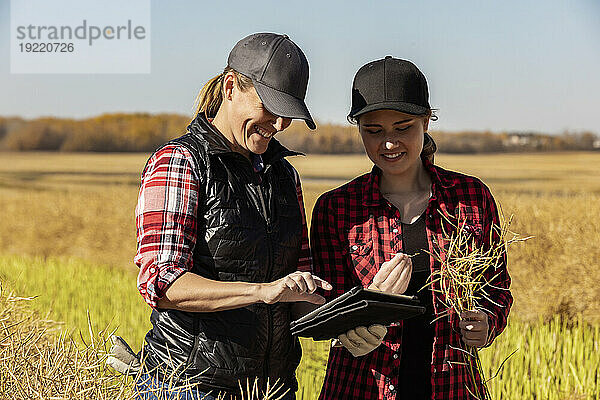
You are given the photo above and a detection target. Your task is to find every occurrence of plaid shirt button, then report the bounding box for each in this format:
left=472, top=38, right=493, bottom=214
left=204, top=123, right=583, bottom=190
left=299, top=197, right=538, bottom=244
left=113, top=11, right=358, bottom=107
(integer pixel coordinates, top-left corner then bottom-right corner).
left=393, top=353, right=398, bottom=359
left=389, top=385, right=395, bottom=391
left=392, top=228, right=398, bottom=233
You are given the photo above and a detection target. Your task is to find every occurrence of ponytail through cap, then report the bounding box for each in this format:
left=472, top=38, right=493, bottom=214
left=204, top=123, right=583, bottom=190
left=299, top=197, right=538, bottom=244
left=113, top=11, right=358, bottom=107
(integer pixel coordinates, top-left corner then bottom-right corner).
left=192, top=66, right=254, bottom=119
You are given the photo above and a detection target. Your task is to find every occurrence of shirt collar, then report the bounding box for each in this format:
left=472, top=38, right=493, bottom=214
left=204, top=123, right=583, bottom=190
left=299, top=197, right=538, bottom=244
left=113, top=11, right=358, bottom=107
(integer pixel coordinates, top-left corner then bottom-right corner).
left=362, top=157, right=456, bottom=207
left=363, top=165, right=383, bottom=207
left=423, top=158, right=457, bottom=190
left=251, top=153, right=265, bottom=173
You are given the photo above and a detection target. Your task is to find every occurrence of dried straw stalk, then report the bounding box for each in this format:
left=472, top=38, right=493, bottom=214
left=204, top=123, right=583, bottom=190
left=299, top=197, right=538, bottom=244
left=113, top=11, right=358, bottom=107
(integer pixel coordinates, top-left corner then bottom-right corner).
left=424, top=209, right=529, bottom=400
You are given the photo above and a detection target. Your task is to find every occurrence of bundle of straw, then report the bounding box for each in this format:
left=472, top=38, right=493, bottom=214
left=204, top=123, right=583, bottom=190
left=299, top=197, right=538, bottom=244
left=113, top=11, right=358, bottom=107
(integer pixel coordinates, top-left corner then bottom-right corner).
left=0, top=283, right=292, bottom=400
left=424, top=209, right=529, bottom=400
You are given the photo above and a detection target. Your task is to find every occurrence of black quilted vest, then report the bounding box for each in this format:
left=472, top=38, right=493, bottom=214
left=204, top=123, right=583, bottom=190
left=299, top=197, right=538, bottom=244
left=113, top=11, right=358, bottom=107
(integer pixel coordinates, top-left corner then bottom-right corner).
left=141, top=114, right=304, bottom=396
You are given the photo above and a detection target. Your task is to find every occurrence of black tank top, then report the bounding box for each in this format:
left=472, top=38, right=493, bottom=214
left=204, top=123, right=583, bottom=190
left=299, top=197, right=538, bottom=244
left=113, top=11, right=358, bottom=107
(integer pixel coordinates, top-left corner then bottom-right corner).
left=398, top=213, right=435, bottom=398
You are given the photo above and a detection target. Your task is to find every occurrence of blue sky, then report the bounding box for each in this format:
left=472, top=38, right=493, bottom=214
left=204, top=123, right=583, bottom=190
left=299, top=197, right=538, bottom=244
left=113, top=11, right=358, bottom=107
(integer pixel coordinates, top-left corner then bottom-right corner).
left=1, top=0, right=599, bottom=134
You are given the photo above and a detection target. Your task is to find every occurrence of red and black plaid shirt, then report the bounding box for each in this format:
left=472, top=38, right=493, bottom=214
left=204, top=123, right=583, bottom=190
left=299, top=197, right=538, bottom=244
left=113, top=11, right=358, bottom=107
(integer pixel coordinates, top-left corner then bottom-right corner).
left=135, top=144, right=312, bottom=308
left=310, top=159, right=512, bottom=400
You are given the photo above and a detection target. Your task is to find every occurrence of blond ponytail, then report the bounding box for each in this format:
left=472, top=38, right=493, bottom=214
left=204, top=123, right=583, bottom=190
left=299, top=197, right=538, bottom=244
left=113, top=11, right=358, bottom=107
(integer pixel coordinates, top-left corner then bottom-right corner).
left=192, top=66, right=254, bottom=119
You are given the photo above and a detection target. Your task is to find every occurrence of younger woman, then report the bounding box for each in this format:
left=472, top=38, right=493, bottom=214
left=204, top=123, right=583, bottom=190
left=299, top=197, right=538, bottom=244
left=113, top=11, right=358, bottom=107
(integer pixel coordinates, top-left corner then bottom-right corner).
left=311, top=57, right=512, bottom=400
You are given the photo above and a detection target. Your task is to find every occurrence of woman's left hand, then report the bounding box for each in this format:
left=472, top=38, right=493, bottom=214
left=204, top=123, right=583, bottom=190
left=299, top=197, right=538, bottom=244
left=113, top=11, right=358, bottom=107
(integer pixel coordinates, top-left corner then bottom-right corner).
left=459, top=310, right=489, bottom=347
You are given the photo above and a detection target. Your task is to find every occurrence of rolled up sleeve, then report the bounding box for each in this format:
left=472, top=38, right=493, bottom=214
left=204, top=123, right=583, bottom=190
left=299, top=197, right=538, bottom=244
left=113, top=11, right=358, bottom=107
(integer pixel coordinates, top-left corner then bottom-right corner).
left=134, top=145, right=199, bottom=308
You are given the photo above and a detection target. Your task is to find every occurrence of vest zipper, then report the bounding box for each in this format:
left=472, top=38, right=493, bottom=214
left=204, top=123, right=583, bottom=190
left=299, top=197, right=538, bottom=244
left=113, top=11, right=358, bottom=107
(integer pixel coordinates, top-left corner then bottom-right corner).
left=187, top=318, right=200, bottom=375
left=256, top=183, right=272, bottom=232
left=257, top=179, right=273, bottom=386
left=264, top=290, right=273, bottom=385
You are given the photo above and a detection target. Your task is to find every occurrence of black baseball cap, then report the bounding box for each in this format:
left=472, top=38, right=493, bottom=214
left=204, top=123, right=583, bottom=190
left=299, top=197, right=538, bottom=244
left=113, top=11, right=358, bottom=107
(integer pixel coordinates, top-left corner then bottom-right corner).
left=228, top=33, right=316, bottom=130
left=349, top=56, right=431, bottom=120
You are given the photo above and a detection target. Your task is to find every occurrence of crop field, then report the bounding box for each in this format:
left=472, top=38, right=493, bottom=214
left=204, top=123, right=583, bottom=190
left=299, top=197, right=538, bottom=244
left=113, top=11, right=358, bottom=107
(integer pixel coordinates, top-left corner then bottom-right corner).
left=1, top=151, right=599, bottom=399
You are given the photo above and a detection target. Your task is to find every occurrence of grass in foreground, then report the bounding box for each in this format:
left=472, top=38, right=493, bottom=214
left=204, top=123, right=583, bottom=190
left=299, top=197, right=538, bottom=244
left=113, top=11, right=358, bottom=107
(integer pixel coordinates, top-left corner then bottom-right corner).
left=0, top=255, right=149, bottom=349
left=1, top=152, right=599, bottom=397
left=0, top=284, right=131, bottom=399
left=0, top=285, right=298, bottom=400
left=1, top=254, right=599, bottom=399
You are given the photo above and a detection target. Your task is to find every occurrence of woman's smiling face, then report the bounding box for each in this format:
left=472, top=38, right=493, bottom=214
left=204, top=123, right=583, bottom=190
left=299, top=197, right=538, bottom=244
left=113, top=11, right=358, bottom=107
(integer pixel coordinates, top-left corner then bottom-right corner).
left=227, top=80, right=291, bottom=156
left=358, top=109, right=429, bottom=177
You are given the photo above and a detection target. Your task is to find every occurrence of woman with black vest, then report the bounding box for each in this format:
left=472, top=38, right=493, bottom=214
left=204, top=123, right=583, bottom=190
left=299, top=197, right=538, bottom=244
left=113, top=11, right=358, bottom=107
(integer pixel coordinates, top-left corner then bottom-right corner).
left=133, top=33, right=331, bottom=399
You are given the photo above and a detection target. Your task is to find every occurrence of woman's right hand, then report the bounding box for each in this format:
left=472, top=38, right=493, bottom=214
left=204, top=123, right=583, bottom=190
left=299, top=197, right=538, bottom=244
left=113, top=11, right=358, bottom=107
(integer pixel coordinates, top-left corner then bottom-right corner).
left=260, top=271, right=333, bottom=305
left=368, top=253, right=412, bottom=294
left=337, top=324, right=387, bottom=357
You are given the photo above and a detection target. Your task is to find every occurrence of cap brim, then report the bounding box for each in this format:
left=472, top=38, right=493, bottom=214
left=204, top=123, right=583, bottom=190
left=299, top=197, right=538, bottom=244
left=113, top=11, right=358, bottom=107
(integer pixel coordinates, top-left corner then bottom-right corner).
left=253, top=81, right=316, bottom=130
left=349, top=101, right=429, bottom=119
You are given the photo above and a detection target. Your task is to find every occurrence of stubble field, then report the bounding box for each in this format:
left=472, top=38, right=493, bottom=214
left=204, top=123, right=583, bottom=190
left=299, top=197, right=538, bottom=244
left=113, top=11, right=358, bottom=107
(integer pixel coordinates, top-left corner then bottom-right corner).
left=1, top=151, right=599, bottom=399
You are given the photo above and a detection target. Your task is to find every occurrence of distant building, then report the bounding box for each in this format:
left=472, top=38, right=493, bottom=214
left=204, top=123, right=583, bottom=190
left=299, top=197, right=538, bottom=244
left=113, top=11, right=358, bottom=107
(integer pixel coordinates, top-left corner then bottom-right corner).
left=504, top=132, right=540, bottom=148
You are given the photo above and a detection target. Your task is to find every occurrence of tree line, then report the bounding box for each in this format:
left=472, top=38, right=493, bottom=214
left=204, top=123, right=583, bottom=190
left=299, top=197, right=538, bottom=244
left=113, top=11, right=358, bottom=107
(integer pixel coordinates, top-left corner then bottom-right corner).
left=0, top=114, right=597, bottom=153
